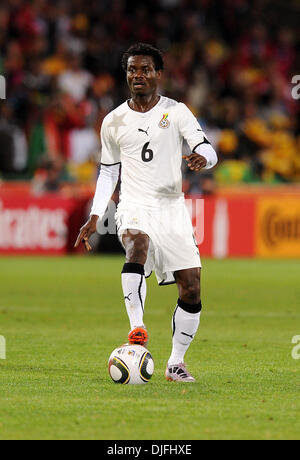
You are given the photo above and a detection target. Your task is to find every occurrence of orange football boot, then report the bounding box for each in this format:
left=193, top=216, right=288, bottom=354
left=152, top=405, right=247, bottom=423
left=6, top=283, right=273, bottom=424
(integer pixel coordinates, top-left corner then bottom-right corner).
left=128, top=327, right=148, bottom=347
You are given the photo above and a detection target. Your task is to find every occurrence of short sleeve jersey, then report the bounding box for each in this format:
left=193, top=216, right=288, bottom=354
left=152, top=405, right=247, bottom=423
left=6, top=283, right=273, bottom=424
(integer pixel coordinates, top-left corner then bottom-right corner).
left=101, top=96, right=208, bottom=206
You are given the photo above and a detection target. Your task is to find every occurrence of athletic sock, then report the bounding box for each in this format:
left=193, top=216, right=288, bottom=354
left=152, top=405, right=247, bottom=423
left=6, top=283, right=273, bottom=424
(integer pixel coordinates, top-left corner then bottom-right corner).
left=121, top=263, right=146, bottom=330
left=168, top=298, right=202, bottom=365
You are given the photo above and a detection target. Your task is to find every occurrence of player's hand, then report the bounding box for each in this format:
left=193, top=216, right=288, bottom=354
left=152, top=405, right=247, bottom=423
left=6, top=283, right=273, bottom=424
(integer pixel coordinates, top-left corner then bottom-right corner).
left=74, top=215, right=99, bottom=252
left=183, top=154, right=207, bottom=172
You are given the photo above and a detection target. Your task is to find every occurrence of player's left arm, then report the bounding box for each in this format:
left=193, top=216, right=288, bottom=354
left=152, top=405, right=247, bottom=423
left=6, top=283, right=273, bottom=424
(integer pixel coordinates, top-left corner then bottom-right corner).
left=178, top=103, right=218, bottom=172
left=183, top=142, right=218, bottom=171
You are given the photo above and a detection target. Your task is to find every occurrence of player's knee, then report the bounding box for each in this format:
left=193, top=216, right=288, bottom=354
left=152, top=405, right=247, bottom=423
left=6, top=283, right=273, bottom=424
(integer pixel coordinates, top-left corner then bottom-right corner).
left=126, top=239, right=148, bottom=265
left=181, top=280, right=200, bottom=305
left=182, top=288, right=200, bottom=304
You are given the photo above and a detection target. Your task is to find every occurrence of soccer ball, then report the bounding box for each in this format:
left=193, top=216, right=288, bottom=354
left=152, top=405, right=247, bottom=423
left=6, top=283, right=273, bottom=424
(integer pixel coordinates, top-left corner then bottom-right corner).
left=108, top=344, right=154, bottom=385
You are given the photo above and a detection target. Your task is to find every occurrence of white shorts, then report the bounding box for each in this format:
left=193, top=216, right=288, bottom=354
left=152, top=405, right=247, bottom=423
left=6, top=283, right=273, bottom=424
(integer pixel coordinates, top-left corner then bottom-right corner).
left=115, top=197, right=201, bottom=285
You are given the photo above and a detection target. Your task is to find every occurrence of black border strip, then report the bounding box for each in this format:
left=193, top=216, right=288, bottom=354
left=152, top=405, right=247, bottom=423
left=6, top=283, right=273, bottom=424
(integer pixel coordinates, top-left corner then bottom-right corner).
left=158, top=280, right=176, bottom=286
left=138, top=275, right=144, bottom=312
left=172, top=305, right=178, bottom=337
left=122, top=263, right=145, bottom=275
left=192, top=137, right=211, bottom=152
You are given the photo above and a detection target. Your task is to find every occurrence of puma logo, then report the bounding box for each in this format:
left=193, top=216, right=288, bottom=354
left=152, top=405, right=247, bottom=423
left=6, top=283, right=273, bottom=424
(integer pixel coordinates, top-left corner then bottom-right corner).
left=138, top=127, right=150, bottom=136
left=124, top=293, right=132, bottom=301
left=181, top=332, right=194, bottom=339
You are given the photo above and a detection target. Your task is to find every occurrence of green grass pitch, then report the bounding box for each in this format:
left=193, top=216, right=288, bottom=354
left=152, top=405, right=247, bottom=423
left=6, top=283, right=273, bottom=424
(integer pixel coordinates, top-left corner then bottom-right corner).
left=0, top=256, right=299, bottom=440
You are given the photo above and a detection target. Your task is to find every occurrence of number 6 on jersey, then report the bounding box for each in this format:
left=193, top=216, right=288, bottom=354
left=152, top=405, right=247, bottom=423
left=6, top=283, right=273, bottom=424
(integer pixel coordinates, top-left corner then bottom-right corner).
left=141, top=142, right=154, bottom=162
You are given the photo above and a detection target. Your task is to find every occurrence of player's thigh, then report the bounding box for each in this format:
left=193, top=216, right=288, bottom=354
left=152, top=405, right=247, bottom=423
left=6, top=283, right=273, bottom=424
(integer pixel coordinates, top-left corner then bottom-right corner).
left=122, top=229, right=150, bottom=264
left=174, top=267, right=201, bottom=300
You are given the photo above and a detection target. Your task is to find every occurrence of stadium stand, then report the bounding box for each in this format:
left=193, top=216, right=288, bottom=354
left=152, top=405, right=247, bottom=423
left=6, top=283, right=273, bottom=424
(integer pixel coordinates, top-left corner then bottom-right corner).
left=0, top=0, right=299, bottom=192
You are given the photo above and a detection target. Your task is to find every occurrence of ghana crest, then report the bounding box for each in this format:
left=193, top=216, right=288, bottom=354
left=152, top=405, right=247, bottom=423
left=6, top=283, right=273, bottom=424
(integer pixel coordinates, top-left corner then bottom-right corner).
left=158, top=113, right=170, bottom=129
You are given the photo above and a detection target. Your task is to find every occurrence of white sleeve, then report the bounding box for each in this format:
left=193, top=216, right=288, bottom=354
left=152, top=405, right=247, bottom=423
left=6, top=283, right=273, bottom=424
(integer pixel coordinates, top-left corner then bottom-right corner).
left=178, top=103, right=209, bottom=152
left=90, top=164, right=120, bottom=218
left=100, top=116, right=121, bottom=165
left=194, top=143, right=218, bottom=169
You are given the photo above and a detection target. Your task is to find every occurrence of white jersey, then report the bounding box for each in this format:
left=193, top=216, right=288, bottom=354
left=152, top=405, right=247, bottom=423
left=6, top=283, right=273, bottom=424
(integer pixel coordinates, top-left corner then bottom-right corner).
left=100, top=96, right=209, bottom=207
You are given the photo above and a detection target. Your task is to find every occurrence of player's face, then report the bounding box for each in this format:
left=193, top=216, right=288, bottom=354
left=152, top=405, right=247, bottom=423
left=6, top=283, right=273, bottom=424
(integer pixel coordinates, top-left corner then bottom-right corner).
left=126, top=55, right=161, bottom=96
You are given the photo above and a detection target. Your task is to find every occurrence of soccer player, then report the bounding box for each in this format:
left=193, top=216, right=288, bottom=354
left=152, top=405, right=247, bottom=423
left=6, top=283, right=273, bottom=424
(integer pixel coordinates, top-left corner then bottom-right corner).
left=75, top=43, right=218, bottom=382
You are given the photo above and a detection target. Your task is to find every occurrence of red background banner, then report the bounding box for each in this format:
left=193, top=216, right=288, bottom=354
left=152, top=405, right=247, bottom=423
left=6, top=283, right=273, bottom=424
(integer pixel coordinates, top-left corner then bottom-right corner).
left=0, top=194, right=89, bottom=255
left=1, top=185, right=300, bottom=257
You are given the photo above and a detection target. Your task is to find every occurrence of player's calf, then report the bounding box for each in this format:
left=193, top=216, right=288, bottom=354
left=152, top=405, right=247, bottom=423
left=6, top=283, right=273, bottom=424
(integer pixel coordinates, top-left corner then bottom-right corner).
left=167, top=298, right=202, bottom=380
left=122, top=262, right=146, bottom=329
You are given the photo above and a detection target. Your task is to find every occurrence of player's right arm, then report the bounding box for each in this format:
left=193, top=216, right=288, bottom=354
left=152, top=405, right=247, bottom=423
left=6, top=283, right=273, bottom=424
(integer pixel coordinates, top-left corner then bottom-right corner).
left=74, top=116, right=121, bottom=251
left=74, top=164, right=120, bottom=251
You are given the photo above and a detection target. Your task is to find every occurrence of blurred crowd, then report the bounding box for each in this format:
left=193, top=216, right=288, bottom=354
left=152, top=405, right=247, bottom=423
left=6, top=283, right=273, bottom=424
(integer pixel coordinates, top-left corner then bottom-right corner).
left=0, top=0, right=299, bottom=195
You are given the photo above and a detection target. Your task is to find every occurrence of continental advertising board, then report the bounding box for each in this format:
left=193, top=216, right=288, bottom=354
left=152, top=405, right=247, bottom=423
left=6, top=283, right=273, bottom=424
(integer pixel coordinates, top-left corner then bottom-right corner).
left=193, top=193, right=300, bottom=258
left=256, top=198, right=300, bottom=257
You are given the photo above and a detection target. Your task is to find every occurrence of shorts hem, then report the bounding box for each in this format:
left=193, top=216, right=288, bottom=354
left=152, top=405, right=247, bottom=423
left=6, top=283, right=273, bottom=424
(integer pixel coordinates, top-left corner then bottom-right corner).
left=163, top=264, right=201, bottom=273
left=158, top=279, right=176, bottom=286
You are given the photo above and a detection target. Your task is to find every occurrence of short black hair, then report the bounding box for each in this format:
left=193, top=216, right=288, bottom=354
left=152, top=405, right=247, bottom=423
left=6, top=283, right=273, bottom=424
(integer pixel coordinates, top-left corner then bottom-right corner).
left=121, top=43, right=164, bottom=72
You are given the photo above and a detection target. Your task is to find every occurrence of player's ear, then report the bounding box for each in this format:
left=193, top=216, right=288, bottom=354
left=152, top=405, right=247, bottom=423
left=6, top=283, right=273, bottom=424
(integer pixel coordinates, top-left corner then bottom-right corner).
left=156, top=70, right=162, bottom=81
